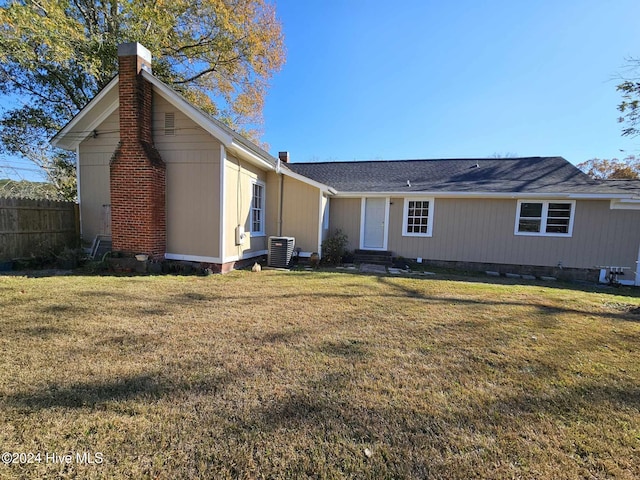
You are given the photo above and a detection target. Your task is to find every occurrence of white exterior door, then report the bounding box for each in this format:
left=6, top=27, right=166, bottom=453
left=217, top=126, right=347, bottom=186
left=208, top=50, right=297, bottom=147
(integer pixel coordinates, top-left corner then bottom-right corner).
left=361, top=198, right=388, bottom=250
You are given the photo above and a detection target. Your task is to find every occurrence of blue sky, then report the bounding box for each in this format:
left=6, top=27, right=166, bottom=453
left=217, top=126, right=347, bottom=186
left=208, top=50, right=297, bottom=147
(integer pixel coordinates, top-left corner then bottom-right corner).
left=2, top=0, right=639, bottom=181
left=262, top=0, right=640, bottom=165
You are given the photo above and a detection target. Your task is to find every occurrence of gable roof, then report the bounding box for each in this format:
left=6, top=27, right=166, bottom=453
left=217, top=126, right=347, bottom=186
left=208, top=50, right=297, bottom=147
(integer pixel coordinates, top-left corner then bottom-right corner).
left=287, top=157, right=639, bottom=198
left=51, top=71, right=278, bottom=171
left=600, top=179, right=640, bottom=192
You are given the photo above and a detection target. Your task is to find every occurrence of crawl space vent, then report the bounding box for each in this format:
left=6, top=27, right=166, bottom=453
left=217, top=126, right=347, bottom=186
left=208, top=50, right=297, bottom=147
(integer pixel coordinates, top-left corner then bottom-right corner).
left=164, top=112, right=175, bottom=136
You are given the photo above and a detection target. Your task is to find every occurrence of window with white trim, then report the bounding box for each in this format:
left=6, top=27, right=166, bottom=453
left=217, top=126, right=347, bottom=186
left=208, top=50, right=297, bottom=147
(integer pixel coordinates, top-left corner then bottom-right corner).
left=251, top=181, right=265, bottom=235
left=515, top=200, right=575, bottom=236
left=402, top=198, right=434, bottom=237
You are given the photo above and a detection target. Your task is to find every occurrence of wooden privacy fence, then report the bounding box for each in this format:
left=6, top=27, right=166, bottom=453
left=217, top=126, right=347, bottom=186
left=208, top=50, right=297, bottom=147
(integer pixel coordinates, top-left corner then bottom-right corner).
left=0, top=197, right=79, bottom=261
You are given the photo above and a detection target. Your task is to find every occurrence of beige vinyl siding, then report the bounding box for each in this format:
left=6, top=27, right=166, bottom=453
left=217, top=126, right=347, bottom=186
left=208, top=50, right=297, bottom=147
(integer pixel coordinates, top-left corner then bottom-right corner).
left=77, top=108, right=119, bottom=243
left=385, top=198, right=640, bottom=270
left=77, top=94, right=224, bottom=258
left=280, top=176, right=321, bottom=253
left=224, top=153, right=267, bottom=260
left=328, top=198, right=361, bottom=252
left=154, top=96, right=221, bottom=258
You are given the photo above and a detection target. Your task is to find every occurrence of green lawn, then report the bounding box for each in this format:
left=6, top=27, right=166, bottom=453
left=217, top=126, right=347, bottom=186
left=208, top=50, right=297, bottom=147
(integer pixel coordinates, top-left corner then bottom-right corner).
left=0, top=270, right=639, bottom=479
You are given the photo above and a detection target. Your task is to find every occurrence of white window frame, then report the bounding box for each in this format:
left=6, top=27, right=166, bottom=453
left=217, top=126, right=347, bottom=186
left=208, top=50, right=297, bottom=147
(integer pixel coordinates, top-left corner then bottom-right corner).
left=402, top=197, right=434, bottom=237
left=250, top=180, right=265, bottom=236
left=322, top=197, right=330, bottom=230
left=514, top=200, right=575, bottom=237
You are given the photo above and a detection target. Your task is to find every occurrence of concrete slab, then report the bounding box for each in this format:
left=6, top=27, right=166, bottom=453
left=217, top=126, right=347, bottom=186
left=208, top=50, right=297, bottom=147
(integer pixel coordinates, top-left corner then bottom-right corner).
left=359, top=263, right=387, bottom=274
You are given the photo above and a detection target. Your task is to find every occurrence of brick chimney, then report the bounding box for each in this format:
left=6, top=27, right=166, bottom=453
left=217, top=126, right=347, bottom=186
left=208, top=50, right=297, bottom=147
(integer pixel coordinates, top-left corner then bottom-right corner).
left=110, top=42, right=166, bottom=258
left=278, top=151, right=290, bottom=163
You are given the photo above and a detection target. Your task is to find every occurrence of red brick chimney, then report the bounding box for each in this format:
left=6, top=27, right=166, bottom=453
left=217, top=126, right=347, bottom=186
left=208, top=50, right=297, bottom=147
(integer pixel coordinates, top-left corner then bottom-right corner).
left=110, top=42, right=166, bottom=258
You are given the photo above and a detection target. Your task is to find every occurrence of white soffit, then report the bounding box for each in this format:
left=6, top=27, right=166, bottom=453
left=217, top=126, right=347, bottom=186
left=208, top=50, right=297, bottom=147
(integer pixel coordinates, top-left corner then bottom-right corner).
left=51, top=76, right=119, bottom=150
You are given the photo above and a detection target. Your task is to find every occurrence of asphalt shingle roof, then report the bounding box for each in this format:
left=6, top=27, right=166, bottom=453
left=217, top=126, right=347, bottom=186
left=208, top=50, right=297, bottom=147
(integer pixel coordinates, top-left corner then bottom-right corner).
left=286, top=157, right=635, bottom=195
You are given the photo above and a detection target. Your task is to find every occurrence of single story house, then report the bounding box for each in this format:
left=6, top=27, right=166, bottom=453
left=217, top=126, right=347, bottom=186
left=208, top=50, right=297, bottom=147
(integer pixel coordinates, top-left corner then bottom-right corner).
left=52, top=43, right=640, bottom=283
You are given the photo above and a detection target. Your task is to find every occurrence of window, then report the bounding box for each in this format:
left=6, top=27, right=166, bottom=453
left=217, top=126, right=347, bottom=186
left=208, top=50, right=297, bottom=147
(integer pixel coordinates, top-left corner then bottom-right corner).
left=251, top=181, right=265, bottom=235
left=402, top=198, right=434, bottom=237
left=515, top=200, right=574, bottom=236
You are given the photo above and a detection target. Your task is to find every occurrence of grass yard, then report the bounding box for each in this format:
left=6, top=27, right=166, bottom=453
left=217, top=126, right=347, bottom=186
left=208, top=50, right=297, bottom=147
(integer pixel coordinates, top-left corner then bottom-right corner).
left=0, top=270, right=639, bottom=479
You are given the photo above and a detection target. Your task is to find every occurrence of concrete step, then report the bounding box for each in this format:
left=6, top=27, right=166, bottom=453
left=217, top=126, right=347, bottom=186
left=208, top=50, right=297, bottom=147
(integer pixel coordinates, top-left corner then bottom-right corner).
left=353, top=250, right=393, bottom=265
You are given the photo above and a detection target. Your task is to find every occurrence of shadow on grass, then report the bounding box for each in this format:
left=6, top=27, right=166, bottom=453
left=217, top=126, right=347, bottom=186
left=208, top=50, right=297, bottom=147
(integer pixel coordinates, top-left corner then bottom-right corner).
left=295, top=267, right=640, bottom=299
left=40, top=304, right=88, bottom=315
left=488, top=382, right=640, bottom=418
left=16, top=325, right=65, bottom=338
left=375, top=276, right=640, bottom=323
left=5, top=374, right=164, bottom=409
left=95, top=332, right=164, bottom=350
left=249, top=360, right=640, bottom=478
left=4, top=368, right=239, bottom=410
left=318, top=339, right=370, bottom=358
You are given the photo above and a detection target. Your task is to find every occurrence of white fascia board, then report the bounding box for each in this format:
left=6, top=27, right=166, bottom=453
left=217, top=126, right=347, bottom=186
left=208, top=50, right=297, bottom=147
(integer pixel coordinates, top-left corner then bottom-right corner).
left=228, top=141, right=276, bottom=171
left=567, top=193, right=635, bottom=199
left=141, top=71, right=234, bottom=145
left=51, top=76, right=120, bottom=150
left=332, top=191, right=636, bottom=200
left=610, top=199, right=640, bottom=210
left=142, top=71, right=276, bottom=170
left=280, top=167, right=334, bottom=193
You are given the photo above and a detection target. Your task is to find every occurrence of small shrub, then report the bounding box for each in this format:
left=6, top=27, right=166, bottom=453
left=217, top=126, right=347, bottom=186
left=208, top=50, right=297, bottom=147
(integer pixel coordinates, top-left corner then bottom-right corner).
left=321, top=229, right=349, bottom=265
left=56, top=247, right=83, bottom=269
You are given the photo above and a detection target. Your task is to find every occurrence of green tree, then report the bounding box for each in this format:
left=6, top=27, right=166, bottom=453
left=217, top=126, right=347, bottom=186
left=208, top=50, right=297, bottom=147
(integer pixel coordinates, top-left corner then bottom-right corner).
left=577, top=155, right=640, bottom=180
left=0, top=0, right=285, bottom=199
left=0, top=178, right=59, bottom=199
left=617, top=58, right=640, bottom=138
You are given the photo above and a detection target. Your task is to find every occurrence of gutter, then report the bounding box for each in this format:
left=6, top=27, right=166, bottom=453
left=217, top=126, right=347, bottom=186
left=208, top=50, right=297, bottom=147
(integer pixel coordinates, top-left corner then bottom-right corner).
left=330, top=191, right=638, bottom=200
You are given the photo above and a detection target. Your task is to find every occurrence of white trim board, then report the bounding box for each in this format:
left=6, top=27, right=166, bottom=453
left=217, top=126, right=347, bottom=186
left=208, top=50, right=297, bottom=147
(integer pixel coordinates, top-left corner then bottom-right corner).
left=165, top=253, right=222, bottom=263
left=514, top=199, right=576, bottom=238
left=219, top=143, right=227, bottom=262
left=401, top=197, right=434, bottom=237
left=359, top=197, right=390, bottom=250
left=52, top=76, right=120, bottom=150
left=223, top=249, right=268, bottom=263
left=333, top=191, right=636, bottom=201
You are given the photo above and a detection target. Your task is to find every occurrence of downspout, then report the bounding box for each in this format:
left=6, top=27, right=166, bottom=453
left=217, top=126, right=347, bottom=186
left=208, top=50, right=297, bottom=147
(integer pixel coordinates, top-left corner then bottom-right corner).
left=235, top=156, right=243, bottom=258
left=276, top=158, right=283, bottom=236
left=75, top=146, right=83, bottom=240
